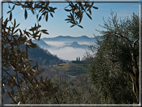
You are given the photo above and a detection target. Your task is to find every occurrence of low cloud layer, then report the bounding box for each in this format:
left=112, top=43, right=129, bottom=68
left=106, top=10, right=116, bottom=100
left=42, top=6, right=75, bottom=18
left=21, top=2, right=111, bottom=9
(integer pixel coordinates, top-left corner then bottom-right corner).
left=45, top=41, right=66, bottom=48
left=47, top=47, right=88, bottom=61
left=44, top=41, right=96, bottom=61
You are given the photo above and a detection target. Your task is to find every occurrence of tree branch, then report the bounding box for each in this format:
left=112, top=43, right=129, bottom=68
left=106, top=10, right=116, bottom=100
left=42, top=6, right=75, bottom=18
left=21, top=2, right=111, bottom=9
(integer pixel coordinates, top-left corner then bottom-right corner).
left=115, top=32, right=132, bottom=48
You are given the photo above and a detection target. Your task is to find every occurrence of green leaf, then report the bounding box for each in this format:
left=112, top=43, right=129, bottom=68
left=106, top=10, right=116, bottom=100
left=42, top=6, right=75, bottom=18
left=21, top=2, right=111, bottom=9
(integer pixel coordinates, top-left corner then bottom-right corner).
left=67, top=15, right=71, bottom=18
left=7, top=10, right=11, bottom=14
left=38, top=33, right=41, bottom=40
left=15, top=23, right=20, bottom=28
left=38, top=16, right=42, bottom=21
left=32, top=64, right=37, bottom=70
left=79, top=12, right=83, bottom=23
left=93, top=6, right=98, bottom=9
left=36, top=69, right=44, bottom=76
left=78, top=25, right=83, bottom=29
left=29, top=27, right=37, bottom=31
left=9, top=12, right=12, bottom=21
left=25, top=9, right=28, bottom=19
left=14, top=19, right=16, bottom=27
left=53, top=7, right=57, bottom=10
left=12, top=5, right=15, bottom=10
left=50, top=13, right=53, bottom=17
left=36, top=14, right=39, bottom=19
left=64, top=9, right=71, bottom=11
left=41, top=29, right=49, bottom=35
left=89, top=10, right=92, bottom=15
left=86, top=13, right=92, bottom=20
left=70, top=24, right=75, bottom=28
left=45, top=13, right=48, bottom=22
left=43, top=31, right=49, bottom=35
left=91, top=2, right=94, bottom=6
left=65, top=18, right=71, bottom=21
left=18, top=29, right=22, bottom=35
left=14, top=29, right=18, bottom=34
left=24, top=30, right=30, bottom=37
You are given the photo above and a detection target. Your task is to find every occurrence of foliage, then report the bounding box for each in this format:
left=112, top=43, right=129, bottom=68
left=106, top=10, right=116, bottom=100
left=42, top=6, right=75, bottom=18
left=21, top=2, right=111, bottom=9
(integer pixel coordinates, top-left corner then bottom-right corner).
left=13, top=76, right=58, bottom=104
left=85, top=12, right=139, bottom=103
left=2, top=0, right=98, bottom=104
left=63, top=1, right=98, bottom=28
left=14, top=74, right=101, bottom=104
left=53, top=62, right=87, bottom=76
left=6, top=0, right=98, bottom=29
left=2, top=17, right=58, bottom=103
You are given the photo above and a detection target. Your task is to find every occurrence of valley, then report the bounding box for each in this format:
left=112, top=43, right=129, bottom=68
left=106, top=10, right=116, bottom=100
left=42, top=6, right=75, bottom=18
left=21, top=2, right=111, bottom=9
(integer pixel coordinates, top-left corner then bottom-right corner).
left=32, top=35, right=101, bottom=61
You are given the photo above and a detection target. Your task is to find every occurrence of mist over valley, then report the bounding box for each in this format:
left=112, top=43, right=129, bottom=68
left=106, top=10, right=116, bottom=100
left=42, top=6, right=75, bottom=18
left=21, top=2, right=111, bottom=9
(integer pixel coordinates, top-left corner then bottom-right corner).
left=32, top=35, right=100, bottom=61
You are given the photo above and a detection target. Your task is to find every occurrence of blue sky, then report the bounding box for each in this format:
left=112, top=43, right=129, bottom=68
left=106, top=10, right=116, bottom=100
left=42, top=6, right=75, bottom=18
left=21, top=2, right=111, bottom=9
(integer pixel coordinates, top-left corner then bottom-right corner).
left=3, top=1, right=139, bottom=38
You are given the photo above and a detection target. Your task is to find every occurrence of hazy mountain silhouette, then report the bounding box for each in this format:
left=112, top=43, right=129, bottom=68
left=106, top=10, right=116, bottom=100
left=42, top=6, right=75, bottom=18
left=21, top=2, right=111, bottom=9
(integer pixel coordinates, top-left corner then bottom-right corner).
left=64, top=41, right=89, bottom=49
left=41, top=35, right=101, bottom=42
left=32, top=39, right=52, bottom=49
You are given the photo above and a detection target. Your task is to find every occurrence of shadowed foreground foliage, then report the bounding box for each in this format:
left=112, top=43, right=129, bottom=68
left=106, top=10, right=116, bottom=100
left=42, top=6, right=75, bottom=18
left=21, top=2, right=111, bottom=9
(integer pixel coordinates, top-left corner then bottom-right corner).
left=2, top=0, right=98, bottom=104
left=85, top=12, right=139, bottom=104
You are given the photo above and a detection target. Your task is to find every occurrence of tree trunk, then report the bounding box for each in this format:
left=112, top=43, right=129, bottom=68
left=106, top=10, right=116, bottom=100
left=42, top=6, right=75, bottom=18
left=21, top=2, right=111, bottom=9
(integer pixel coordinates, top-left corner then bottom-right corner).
left=129, top=50, right=139, bottom=103
left=128, top=71, right=139, bottom=103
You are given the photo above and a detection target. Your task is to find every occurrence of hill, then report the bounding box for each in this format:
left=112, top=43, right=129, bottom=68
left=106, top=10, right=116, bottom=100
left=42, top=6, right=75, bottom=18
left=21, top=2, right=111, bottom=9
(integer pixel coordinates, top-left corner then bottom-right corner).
left=65, top=41, right=89, bottom=49
left=20, top=44, right=61, bottom=66
left=32, top=39, right=52, bottom=49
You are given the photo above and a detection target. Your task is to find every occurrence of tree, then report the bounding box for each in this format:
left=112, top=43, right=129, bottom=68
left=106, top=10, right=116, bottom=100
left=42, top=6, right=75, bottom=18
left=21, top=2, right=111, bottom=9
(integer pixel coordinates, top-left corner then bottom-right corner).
left=1, top=0, right=98, bottom=104
left=85, top=12, right=139, bottom=103
left=15, top=74, right=102, bottom=104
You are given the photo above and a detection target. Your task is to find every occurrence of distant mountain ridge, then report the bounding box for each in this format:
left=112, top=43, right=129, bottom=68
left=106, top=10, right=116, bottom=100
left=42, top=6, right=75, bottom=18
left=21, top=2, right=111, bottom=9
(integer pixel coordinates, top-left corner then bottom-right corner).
left=64, top=41, right=89, bottom=49
left=33, top=35, right=103, bottom=49
left=41, top=35, right=102, bottom=42
left=32, top=39, right=51, bottom=49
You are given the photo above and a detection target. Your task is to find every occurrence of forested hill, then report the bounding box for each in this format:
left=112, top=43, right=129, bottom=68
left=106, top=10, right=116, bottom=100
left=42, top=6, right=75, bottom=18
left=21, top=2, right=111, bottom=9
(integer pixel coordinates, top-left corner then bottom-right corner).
left=20, top=44, right=61, bottom=66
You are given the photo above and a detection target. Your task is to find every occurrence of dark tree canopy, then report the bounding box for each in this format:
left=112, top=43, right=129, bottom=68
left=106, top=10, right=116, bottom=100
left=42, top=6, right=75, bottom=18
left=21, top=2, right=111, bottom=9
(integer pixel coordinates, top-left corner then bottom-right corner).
left=85, top=12, right=140, bottom=104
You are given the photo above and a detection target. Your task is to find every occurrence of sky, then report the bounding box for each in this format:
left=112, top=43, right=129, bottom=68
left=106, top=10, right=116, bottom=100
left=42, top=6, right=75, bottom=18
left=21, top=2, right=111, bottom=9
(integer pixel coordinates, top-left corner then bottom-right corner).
left=2, top=1, right=139, bottom=38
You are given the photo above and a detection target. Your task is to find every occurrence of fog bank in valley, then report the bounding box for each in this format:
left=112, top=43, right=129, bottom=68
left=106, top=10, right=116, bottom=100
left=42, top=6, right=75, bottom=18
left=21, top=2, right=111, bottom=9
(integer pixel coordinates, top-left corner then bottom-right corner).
left=43, top=41, right=96, bottom=61
left=47, top=47, right=88, bottom=61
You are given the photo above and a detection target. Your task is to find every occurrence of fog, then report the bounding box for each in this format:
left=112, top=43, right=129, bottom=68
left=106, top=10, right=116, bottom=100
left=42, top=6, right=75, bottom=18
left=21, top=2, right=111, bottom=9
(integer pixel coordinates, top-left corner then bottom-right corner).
left=43, top=41, right=96, bottom=61
left=47, top=47, right=88, bottom=61
left=45, top=41, right=95, bottom=48
left=45, top=41, right=66, bottom=48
